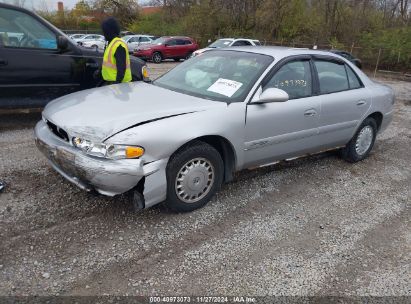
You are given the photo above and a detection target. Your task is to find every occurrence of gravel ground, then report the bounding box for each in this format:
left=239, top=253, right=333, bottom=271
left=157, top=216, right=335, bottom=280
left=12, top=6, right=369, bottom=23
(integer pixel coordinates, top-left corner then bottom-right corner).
left=0, top=64, right=410, bottom=297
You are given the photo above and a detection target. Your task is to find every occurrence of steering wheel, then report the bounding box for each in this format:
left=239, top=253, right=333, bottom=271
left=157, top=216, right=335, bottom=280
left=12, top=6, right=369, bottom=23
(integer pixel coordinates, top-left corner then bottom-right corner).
left=19, top=34, right=39, bottom=48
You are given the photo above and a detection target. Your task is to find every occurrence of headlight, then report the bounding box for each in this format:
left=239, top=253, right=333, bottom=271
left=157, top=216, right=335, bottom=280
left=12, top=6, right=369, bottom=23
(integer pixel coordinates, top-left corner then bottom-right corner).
left=73, top=137, right=144, bottom=159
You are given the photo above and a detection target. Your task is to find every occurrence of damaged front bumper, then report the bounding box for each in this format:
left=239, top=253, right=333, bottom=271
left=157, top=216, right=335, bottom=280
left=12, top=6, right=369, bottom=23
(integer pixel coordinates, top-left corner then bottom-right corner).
left=34, top=121, right=168, bottom=208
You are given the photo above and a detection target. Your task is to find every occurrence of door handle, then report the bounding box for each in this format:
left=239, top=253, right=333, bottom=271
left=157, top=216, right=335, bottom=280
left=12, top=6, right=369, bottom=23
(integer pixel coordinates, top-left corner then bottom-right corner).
left=357, top=100, right=366, bottom=106
left=304, top=109, right=317, bottom=117
left=0, top=59, right=8, bottom=66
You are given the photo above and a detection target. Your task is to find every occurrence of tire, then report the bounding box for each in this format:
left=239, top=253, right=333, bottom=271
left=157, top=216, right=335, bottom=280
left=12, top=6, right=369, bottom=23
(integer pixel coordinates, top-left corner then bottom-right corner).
left=341, top=117, right=377, bottom=163
left=152, top=52, right=162, bottom=64
left=173, top=58, right=181, bottom=62
left=165, top=141, right=224, bottom=212
left=185, top=52, right=193, bottom=60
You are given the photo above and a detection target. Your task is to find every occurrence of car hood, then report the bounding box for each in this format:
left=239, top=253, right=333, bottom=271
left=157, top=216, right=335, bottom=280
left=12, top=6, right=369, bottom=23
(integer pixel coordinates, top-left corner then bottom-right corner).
left=43, top=82, right=224, bottom=141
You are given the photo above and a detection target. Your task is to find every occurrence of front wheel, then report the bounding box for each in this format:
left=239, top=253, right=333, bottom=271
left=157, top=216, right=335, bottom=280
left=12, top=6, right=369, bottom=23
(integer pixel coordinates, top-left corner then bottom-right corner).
left=165, top=141, right=224, bottom=212
left=152, top=52, right=162, bottom=64
left=341, top=117, right=377, bottom=163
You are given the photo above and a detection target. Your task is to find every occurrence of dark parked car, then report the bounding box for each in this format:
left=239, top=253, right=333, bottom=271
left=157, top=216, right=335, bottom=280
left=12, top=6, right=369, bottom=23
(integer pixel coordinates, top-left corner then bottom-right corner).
left=0, top=3, right=149, bottom=108
left=133, top=36, right=199, bottom=63
left=329, top=50, right=362, bottom=69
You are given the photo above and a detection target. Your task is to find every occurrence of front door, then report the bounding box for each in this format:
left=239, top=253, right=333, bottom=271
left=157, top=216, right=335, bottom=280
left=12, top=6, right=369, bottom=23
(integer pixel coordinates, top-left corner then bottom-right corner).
left=244, top=58, right=321, bottom=167
left=0, top=7, right=81, bottom=108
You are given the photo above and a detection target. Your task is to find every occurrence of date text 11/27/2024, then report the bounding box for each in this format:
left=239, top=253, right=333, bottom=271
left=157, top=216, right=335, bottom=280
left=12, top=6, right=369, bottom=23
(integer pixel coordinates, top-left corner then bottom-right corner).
left=149, top=296, right=257, bottom=303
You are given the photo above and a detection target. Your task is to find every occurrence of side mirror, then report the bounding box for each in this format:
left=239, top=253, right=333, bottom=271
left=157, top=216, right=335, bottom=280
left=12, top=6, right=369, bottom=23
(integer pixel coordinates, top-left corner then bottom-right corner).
left=253, top=88, right=289, bottom=104
left=57, top=35, right=68, bottom=50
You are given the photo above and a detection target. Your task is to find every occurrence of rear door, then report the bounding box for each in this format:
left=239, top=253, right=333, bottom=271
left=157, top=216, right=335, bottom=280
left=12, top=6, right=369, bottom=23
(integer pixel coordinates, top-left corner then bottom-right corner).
left=313, top=57, right=371, bottom=148
left=0, top=6, right=82, bottom=108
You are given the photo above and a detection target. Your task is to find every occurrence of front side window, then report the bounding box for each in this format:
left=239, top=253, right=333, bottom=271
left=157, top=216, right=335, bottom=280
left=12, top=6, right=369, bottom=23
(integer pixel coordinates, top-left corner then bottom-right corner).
left=154, top=50, right=273, bottom=103
left=263, top=60, right=312, bottom=99
left=140, top=37, right=150, bottom=42
left=315, top=60, right=349, bottom=94
left=0, top=8, right=57, bottom=49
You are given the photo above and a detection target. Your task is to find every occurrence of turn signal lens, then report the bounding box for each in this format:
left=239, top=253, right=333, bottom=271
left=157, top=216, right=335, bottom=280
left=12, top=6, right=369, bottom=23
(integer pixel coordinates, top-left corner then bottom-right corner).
left=125, top=146, right=145, bottom=158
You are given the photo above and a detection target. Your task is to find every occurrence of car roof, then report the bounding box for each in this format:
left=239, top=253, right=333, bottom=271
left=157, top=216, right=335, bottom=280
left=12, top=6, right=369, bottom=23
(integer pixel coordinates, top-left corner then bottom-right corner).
left=216, top=46, right=344, bottom=60
left=162, top=36, right=193, bottom=39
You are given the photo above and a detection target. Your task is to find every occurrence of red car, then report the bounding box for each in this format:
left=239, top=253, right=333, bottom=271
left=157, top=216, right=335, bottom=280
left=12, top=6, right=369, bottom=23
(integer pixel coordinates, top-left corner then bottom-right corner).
left=133, top=36, right=199, bottom=63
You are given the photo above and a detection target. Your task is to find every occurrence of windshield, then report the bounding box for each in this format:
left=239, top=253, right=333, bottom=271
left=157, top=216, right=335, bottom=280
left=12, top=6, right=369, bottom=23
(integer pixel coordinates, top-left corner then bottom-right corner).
left=209, top=39, right=233, bottom=48
left=152, top=37, right=167, bottom=45
left=154, top=50, right=273, bottom=103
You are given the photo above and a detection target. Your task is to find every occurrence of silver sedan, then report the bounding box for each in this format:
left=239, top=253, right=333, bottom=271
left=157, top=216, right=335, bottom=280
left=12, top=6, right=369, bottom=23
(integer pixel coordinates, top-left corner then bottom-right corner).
left=34, top=47, right=395, bottom=212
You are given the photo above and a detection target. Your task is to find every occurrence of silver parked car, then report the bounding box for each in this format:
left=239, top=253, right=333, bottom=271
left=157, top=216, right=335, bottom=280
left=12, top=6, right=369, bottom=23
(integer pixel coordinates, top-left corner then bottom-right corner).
left=35, top=47, right=395, bottom=212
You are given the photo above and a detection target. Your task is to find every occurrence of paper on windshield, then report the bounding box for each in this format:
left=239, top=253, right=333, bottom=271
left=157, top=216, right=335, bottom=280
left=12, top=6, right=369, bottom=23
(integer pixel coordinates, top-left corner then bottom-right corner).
left=207, top=78, right=243, bottom=97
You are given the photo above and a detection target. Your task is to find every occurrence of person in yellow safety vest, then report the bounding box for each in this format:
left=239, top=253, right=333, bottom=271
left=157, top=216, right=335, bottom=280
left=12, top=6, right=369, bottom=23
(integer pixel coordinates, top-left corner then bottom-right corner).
left=100, top=17, right=132, bottom=84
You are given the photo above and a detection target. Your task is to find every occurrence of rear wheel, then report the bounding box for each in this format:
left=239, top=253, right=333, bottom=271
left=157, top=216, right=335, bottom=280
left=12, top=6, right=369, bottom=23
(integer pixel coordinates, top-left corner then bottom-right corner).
left=152, top=52, right=162, bottom=64
left=341, top=117, right=377, bottom=163
left=165, top=141, right=224, bottom=212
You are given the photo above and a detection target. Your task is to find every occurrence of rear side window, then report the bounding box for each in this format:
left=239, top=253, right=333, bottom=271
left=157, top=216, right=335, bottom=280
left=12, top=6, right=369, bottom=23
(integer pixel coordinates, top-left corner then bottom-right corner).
left=346, top=65, right=362, bottom=89
left=315, top=60, right=349, bottom=94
